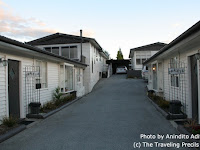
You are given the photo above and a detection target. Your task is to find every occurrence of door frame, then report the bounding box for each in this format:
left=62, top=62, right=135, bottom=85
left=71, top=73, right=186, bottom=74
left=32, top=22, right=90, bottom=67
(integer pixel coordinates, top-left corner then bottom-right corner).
left=6, top=57, right=24, bottom=118
left=187, top=51, right=200, bottom=124
left=152, top=63, right=158, bottom=90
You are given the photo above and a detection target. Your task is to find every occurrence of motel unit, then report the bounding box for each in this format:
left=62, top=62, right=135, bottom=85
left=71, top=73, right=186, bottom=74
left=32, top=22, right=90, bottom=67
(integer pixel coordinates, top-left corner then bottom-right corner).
left=0, top=35, right=87, bottom=122
left=27, top=33, right=110, bottom=94
left=129, top=42, right=166, bottom=70
left=144, top=21, right=200, bottom=123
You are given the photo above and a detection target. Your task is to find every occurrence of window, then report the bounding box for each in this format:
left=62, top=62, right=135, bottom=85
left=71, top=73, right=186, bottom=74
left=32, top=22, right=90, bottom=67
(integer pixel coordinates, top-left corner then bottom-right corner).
left=65, top=65, right=73, bottom=91
left=96, top=56, right=98, bottom=62
left=62, top=47, right=70, bottom=58
left=36, top=60, right=47, bottom=88
left=52, top=47, right=59, bottom=55
left=61, top=46, right=78, bottom=59
left=44, top=47, right=59, bottom=55
left=171, top=75, right=179, bottom=87
left=44, top=47, right=51, bottom=52
left=44, top=46, right=78, bottom=60
left=170, top=56, right=179, bottom=87
left=136, top=59, right=141, bottom=65
left=70, top=46, right=78, bottom=59
left=142, top=59, right=146, bottom=63
left=59, top=64, right=74, bottom=92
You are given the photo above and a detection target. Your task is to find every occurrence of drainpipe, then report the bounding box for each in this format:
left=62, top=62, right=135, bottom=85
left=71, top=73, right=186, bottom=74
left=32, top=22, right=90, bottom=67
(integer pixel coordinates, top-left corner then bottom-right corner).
left=80, top=30, right=82, bottom=62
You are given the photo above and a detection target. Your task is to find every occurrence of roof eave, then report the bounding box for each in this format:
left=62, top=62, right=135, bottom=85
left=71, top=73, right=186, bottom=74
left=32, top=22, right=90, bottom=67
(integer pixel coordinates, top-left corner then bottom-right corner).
left=143, top=21, right=200, bottom=65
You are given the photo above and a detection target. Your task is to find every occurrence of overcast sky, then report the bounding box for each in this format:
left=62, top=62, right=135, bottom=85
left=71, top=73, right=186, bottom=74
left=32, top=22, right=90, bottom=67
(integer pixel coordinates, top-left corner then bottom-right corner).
left=0, top=0, right=200, bottom=59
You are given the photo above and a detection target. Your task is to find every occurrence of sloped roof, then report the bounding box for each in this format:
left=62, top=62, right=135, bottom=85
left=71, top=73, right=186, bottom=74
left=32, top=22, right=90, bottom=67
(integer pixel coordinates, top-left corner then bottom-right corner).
left=0, top=35, right=87, bottom=67
left=26, top=32, right=103, bottom=52
left=144, top=20, right=200, bottom=65
left=130, top=42, right=166, bottom=52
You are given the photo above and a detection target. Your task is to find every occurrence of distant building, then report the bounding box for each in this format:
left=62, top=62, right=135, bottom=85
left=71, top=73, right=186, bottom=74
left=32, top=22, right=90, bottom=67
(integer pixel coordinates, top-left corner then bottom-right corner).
left=27, top=32, right=110, bottom=94
left=129, top=42, right=166, bottom=70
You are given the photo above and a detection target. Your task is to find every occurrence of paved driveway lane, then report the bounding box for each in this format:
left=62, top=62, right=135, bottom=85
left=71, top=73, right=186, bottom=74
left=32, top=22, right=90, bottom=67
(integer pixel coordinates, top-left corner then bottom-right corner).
left=0, top=75, right=190, bottom=150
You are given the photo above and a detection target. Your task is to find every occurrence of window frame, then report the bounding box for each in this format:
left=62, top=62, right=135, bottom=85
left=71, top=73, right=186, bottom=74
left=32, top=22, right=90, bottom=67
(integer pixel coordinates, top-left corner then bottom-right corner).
left=35, top=60, right=48, bottom=89
left=44, top=45, right=78, bottom=60
left=59, top=63, right=74, bottom=93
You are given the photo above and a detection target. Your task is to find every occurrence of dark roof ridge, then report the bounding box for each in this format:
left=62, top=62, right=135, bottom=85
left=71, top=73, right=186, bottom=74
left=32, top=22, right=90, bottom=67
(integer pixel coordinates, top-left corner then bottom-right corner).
left=0, top=35, right=87, bottom=67
left=26, top=32, right=95, bottom=45
left=144, top=20, right=200, bottom=65
left=130, top=42, right=166, bottom=51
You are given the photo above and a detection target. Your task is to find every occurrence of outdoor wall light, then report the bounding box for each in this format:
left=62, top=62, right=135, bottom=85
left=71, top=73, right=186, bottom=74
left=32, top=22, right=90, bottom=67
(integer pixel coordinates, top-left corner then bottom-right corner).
left=152, top=66, right=156, bottom=71
left=0, top=57, right=8, bottom=66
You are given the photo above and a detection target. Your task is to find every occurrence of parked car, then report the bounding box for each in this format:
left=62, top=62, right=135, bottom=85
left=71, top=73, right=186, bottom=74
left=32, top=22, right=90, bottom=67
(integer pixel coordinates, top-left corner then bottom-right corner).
left=141, top=66, right=148, bottom=80
left=116, top=66, right=127, bottom=74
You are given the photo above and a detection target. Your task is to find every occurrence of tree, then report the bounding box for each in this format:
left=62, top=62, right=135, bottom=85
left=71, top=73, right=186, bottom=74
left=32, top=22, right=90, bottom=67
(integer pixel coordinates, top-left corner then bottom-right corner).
left=116, top=48, right=124, bottom=60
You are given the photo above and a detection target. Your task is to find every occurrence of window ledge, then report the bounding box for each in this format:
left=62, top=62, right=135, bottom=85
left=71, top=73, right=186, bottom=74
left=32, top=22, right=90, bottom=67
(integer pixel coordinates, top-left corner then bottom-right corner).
left=152, top=89, right=163, bottom=93
left=61, top=90, right=75, bottom=94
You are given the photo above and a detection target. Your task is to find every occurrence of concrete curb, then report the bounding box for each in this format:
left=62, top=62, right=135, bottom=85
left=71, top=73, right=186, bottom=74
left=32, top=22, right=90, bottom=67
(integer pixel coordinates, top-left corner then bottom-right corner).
left=42, top=97, right=82, bottom=119
left=147, top=96, right=200, bottom=149
left=0, top=97, right=83, bottom=143
left=0, top=124, right=26, bottom=143
left=147, top=97, right=169, bottom=119
left=27, top=97, right=83, bottom=119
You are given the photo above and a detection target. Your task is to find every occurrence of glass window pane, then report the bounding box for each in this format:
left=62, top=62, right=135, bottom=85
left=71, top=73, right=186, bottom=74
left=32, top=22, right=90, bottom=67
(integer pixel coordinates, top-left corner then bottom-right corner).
left=60, top=65, right=64, bottom=92
left=142, top=59, right=146, bottom=63
left=70, top=46, right=77, bottom=59
left=136, top=59, right=141, bottom=65
left=61, top=47, right=70, bottom=58
left=41, top=62, right=47, bottom=88
left=52, top=47, right=59, bottom=55
left=36, top=60, right=47, bottom=88
left=65, top=66, right=73, bottom=91
left=44, top=47, right=51, bottom=52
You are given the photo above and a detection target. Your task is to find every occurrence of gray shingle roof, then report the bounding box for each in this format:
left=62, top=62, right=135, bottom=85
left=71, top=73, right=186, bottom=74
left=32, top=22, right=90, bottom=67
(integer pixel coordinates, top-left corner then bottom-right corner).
left=144, top=20, right=200, bottom=65
left=130, top=42, right=166, bottom=52
left=0, top=35, right=87, bottom=67
left=129, top=42, right=166, bottom=58
left=26, top=33, right=103, bottom=52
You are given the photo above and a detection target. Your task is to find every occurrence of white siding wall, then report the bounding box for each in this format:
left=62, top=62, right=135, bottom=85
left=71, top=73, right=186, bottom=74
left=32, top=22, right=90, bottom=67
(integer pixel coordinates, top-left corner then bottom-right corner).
left=39, top=62, right=59, bottom=105
left=0, top=54, right=7, bottom=122
left=82, top=43, right=107, bottom=94
left=37, top=42, right=107, bottom=95
left=147, top=44, right=200, bottom=119
left=82, top=43, right=91, bottom=94
left=0, top=52, right=61, bottom=121
left=132, top=51, right=158, bottom=70
left=74, top=67, right=85, bottom=97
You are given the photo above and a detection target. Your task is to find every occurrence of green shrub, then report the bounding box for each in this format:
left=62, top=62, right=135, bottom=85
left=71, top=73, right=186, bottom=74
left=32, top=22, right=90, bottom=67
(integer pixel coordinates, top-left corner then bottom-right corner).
left=40, top=101, right=56, bottom=112
left=148, top=91, right=169, bottom=109
left=192, top=129, right=200, bottom=134
left=53, top=87, right=63, bottom=101
left=2, top=116, right=17, bottom=127
left=62, top=95, right=73, bottom=103
left=40, top=90, right=76, bottom=112
left=158, top=99, right=170, bottom=109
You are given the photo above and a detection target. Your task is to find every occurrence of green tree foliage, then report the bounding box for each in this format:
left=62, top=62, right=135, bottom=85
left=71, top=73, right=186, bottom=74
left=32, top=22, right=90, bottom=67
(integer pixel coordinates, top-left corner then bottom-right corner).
left=116, top=48, right=124, bottom=60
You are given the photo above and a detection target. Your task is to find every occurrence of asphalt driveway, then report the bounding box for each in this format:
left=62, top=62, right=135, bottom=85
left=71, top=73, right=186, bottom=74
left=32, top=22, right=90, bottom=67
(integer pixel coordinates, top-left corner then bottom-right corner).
left=0, top=75, right=189, bottom=150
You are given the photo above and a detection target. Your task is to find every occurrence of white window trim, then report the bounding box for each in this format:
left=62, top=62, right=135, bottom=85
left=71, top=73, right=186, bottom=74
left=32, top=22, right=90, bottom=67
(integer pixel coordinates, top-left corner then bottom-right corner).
left=59, top=63, right=74, bottom=93
left=35, top=59, right=48, bottom=89
left=43, top=44, right=79, bottom=60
